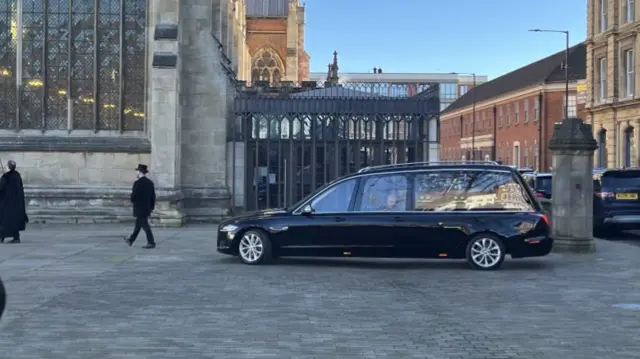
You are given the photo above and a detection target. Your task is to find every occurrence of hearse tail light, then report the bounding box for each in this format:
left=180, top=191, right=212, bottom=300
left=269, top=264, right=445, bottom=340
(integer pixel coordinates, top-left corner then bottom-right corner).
left=595, top=191, right=614, bottom=198
left=536, top=192, right=544, bottom=198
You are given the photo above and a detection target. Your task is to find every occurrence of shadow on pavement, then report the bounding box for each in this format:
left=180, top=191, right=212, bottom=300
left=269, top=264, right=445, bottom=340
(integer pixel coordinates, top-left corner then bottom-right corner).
left=218, top=256, right=554, bottom=271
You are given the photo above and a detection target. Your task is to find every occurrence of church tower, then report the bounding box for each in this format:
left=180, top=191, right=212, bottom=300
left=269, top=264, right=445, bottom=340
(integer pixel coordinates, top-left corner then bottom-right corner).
left=244, top=0, right=310, bottom=83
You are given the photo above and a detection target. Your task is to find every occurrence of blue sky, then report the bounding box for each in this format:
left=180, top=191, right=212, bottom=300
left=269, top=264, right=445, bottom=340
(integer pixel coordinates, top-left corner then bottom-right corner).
left=303, top=0, right=586, bottom=79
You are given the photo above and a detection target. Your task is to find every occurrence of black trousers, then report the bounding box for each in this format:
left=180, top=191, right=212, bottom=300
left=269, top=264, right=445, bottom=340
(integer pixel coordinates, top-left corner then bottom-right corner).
left=129, top=217, right=155, bottom=244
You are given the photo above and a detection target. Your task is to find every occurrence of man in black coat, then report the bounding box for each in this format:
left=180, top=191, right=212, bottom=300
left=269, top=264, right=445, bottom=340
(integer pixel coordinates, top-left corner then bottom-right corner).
left=123, top=164, right=156, bottom=249
left=0, top=160, right=28, bottom=243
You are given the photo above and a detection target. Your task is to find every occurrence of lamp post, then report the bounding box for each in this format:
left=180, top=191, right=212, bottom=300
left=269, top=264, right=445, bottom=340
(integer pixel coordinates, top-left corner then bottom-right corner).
left=451, top=72, right=477, bottom=160
left=529, top=29, right=570, bottom=119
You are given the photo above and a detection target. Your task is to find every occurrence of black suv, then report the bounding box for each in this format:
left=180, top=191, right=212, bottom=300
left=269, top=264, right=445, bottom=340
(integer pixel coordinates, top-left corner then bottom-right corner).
left=217, top=161, right=552, bottom=270
left=522, top=172, right=553, bottom=200
left=593, top=168, right=640, bottom=232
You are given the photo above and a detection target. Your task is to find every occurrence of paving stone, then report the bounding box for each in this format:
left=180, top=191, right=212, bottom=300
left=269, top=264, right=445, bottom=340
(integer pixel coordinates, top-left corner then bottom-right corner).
left=0, top=224, right=639, bottom=358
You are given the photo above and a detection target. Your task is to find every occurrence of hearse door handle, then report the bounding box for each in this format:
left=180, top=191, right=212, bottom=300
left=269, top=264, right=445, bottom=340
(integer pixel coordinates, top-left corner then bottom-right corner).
left=393, top=216, right=405, bottom=222
left=334, top=217, right=346, bottom=222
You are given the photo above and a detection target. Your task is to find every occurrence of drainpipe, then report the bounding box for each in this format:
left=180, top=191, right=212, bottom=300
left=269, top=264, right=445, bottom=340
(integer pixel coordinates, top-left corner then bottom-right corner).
left=538, top=92, right=544, bottom=171
left=492, top=105, right=497, bottom=160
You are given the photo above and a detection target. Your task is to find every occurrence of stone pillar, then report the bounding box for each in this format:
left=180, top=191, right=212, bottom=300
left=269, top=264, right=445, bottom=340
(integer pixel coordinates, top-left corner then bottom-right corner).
left=178, top=0, right=231, bottom=220
left=148, top=1, right=186, bottom=226
left=605, top=121, right=616, bottom=168
left=549, top=117, right=598, bottom=253
left=285, top=1, right=299, bottom=81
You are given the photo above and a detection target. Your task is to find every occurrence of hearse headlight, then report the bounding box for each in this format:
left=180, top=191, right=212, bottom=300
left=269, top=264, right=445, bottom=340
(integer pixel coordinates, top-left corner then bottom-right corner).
left=220, top=224, right=239, bottom=232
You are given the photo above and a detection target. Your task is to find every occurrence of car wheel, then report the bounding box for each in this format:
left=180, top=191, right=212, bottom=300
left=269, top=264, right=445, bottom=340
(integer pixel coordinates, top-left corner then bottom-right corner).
left=237, top=229, right=273, bottom=265
left=465, top=234, right=506, bottom=270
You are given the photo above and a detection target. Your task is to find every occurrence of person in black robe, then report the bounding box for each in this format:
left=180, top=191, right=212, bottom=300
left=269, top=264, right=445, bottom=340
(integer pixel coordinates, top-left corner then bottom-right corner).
left=123, top=164, right=156, bottom=249
left=0, top=160, right=28, bottom=243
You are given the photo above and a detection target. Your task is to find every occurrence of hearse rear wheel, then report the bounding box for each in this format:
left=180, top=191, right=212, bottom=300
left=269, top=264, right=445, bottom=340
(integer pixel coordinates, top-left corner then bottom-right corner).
left=465, top=234, right=506, bottom=271
left=237, top=229, right=273, bottom=265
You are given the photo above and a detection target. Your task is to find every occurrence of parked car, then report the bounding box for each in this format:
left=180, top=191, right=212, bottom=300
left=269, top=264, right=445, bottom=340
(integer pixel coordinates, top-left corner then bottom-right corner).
left=522, top=172, right=553, bottom=200
left=217, top=161, right=552, bottom=270
left=593, top=168, right=640, bottom=233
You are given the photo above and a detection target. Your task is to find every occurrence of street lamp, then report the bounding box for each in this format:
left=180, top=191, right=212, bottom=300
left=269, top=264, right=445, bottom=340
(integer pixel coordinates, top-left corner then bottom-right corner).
left=529, top=29, right=570, bottom=119
left=451, top=72, right=477, bottom=160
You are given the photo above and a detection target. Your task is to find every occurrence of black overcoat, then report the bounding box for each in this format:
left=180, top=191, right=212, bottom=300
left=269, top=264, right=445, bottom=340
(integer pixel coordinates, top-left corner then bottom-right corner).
left=0, top=170, right=28, bottom=235
left=131, top=176, right=156, bottom=218
left=0, top=277, right=5, bottom=321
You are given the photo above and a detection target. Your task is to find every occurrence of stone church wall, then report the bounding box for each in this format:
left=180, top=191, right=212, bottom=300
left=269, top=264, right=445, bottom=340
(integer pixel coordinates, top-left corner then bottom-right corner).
left=0, top=137, right=150, bottom=224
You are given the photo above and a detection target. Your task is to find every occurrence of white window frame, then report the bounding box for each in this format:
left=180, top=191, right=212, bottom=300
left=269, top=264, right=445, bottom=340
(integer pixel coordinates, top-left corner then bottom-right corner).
left=600, top=0, right=608, bottom=33
left=514, top=102, right=520, bottom=124
left=598, top=57, right=608, bottom=101
left=523, top=99, right=529, bottom=123
left=625, top=0, right=635, bottom=22
left=506, top=104, right=511, bottom=125
left=498, top=107, right=503, bottom=126
left=533, top=99, right=539, bottom=121
left=564, top=95, right=577, bottom=117
left=624, top=49, right=635, bottom=98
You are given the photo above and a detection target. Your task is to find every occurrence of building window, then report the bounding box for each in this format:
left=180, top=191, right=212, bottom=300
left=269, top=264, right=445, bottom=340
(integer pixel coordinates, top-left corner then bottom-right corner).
left=624, top=0, right=635, bottom=23
left=623, top=49, right=635, bottom=98
left=523, top=148, right=529, bottom=167
left=459, top=85, right=468, bottom=96
left=533, top=146, right=539, bottom=171
left=441, top=83, right=458, bottom=100
left=600, top=0, right=608, bottom=32
left=0, top=0, right=148, bottom=131
left=598, top=129, right=607, bottom=168
left=498, top=107, right=503, bottom=126
left=251, top=47, right=284, bottom=85
left=624, top=126, right=635, bottom=167
left=514, top=102, right=520, bottom=124
left=597, top=57, right=608, bottom=101
left=534, top=98, right=539, bottom=121
left=479, top=111, right=484, bottom=130
left=506, top=104, right=511, bottom=125
left=513, top=143, right=520, bottom=167
left=564, top=95, right=577, bottom=117
left=523, top=99, right=529, bottom=123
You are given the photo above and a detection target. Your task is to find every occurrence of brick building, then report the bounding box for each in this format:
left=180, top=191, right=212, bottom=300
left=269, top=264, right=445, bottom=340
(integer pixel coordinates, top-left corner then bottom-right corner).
left=440, top=43, right=587, bottom=171
left=244, top=0, right=310, bottom=83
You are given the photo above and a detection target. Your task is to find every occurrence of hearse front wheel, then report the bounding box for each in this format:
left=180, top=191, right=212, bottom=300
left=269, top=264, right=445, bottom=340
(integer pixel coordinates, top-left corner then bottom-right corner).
left=237, top=229, right=273, bottom=265
left=465, top=234, right=506, bottom=270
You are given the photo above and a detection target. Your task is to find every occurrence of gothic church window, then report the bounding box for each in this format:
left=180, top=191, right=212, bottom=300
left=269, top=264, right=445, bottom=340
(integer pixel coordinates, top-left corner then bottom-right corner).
left=251, top=48, right=283, bottom=85
left=0, top=0, right=147, bottom=131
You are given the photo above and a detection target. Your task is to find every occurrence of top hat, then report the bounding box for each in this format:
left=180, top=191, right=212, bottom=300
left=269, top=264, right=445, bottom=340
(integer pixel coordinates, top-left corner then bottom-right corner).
left=135, top=164, right=149, bottom=173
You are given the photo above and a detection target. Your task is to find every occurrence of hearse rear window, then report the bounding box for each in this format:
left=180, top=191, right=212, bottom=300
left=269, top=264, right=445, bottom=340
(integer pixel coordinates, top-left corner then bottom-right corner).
left=413, top=170, right=534, bottom=211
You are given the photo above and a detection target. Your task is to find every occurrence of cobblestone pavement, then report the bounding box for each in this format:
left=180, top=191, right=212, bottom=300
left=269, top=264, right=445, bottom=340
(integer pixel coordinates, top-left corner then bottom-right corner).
left=0, top=225, right=639, bottom=359
left=602, top=229, right=640, bottom=247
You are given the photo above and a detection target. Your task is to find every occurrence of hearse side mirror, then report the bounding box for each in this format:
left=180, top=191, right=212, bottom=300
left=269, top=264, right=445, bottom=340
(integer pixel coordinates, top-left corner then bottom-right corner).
left=301, top=204, right=314, bottom=215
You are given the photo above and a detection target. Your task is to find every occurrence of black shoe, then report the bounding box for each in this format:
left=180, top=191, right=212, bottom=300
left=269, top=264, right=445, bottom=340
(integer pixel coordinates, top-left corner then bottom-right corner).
left=142, top=243, right=156, bottom=249
left=123, top=237, right=133, bottom=246
left=7, top=239, right=20, bottom=244
left=0, top=238, right=4, bottom=243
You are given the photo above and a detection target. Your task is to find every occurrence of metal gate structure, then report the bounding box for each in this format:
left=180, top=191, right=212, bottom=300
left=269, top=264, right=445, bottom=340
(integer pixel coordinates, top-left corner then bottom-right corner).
left=229, top=81, right=440, bottom=212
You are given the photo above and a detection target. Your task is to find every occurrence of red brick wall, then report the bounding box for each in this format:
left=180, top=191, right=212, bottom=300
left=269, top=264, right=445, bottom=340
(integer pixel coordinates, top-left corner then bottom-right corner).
left=440, top=88, right=579, bottom=171
left=246, top=18, right=288, bottom=64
